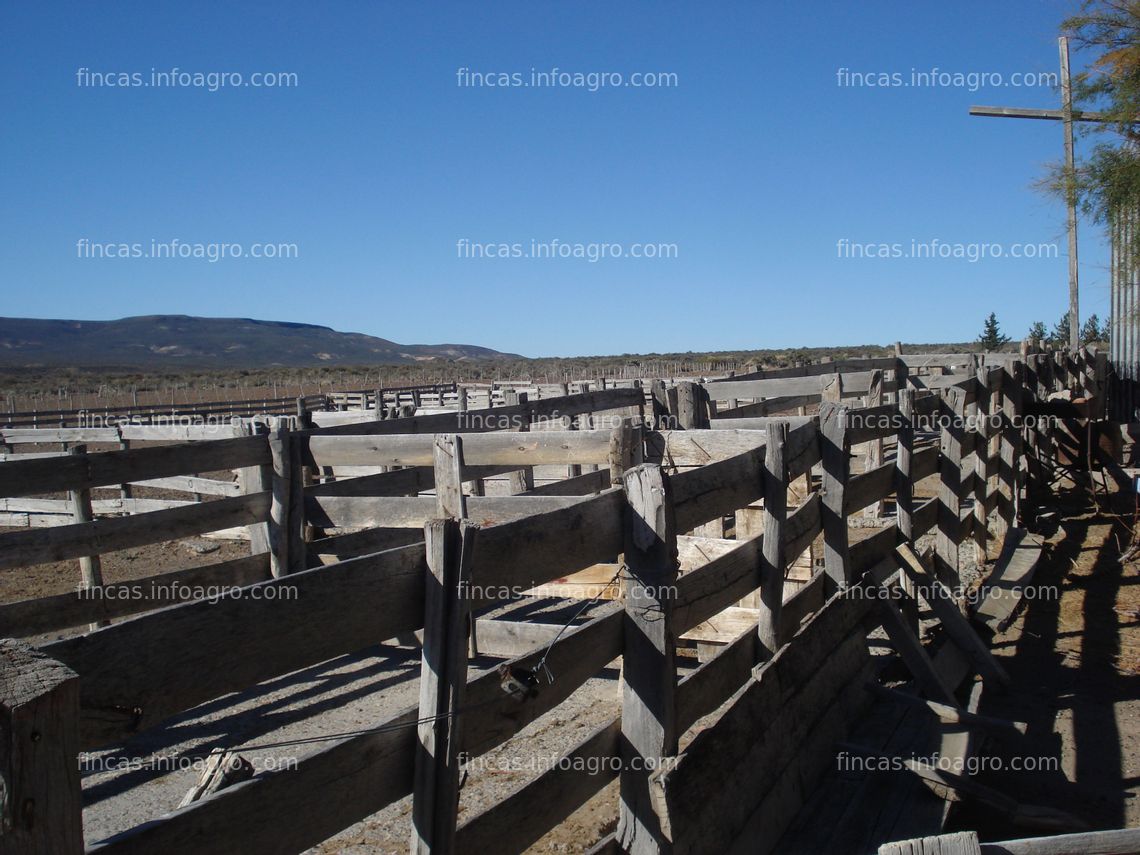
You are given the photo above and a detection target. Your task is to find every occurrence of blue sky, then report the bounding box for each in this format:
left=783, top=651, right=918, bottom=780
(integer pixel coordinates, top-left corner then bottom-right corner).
left=0, top=1, right=1107, bottom=357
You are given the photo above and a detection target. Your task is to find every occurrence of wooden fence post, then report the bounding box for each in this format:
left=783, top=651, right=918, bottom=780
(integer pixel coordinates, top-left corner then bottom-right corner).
left=674, top=382, right=709, bottom=430
left=287, top=428, right=307, bottom=573
left=1037, top=354, right=1058, bottom=479
left=893, top=388, right=920, bottom=633
left=117, top=435, right=132, bottom=500
left=757, top=421, right=788, bottom=660
left=649, top=380, right=670, bottom=430
left=894, top=342, right=908, bottom=403
left=935, top=387, right=966, bottom=594
left=895, top=389, right=915, bottom=548
left=863, top=369, right=884, bottom=518
left=410, top=518, right=475, bottom=854
left=618, top=464, right=679, bottom=855
left=1095, top=348, right=1108, bottom=418
left=1004, top=362, right=1026, bottom=526
left=820, top=401, right=851, bottom=592
left=986, top=369, right=1008, bottom=541
left=1, top=640, right=84, bottom=854
left=971, top=365, right=990, bottom=561
left=505, top=394, right=534, bottom=495
left=608, top=417, right=637, bottom=487
left=66, top=445, right=106, bottom=630
left=238, top=422, right=272, bottom=557
left=266, top=423, right=292, bottom=576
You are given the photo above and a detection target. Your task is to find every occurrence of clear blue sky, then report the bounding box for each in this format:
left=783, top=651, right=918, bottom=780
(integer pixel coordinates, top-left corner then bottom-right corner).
left=0, top=0, right=1108, bottom=357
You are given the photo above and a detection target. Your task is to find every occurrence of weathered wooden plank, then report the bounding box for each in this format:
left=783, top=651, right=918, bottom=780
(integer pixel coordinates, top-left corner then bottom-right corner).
left=0, top=497, right=192, bottom=515
left=0, top=492, right=271, bottom=572
left=304, top=466, right=432, bottom=498
left=0, top=434, right=269, bottom=498
left=311, top=387, right=644, bottom=437
left=978, top=827, right=1140, bottom=855
left=305, top=430, right=614, bottom=469
left=126, top=474, right=242, bottom=496
left=674, top=535, right=762, bottom=635
left=973, top=528, right=1044, bottom=633
left=713, top=395, right=818, bottom=419
left=669, top=423, right=818, bottom=533
left=879, top=830, right=982, bottom=855
left=846, top=458, right=896, bottom=516
left=45, top=542, right=428, bottom=749
left=2, top=427, right=123, bottom=444
left=707, top=416, right=815, bottom=432
left=308, top=527, right=424, bottom=564
left=469, top=489, right=625, bottom=604
left=117, top=423, right=245, bottom=442
left=0, top=552, right=272, bottom=637
left=845, top=402, right=899, bottom=445
left=709, top=371, right=894, bottom=402
left=708, top=357, right=897, bottom=384
left=523, top=468, right=610, bottom=496
left=306, top=494, right=590, bottom=529
left=645, top=428, right=766, bottom=466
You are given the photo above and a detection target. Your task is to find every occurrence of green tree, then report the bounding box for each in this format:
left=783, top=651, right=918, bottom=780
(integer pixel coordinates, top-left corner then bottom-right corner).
left=1080, top=312, right=1106, bottom=343
left=977, top=312, right=1012, bottom=350
left=1050, top=312, right=1072, bottom=347
left=1044, top=3, right=1140, bottom=251
left=1027, top=320, right=1048, bottom=341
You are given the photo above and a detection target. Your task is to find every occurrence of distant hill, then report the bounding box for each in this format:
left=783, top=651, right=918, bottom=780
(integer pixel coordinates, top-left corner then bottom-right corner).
left=0, top=315, right=522, bottom=369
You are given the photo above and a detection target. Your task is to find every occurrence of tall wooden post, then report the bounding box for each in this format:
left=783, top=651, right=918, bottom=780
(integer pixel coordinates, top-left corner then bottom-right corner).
left=935, top=387, right=966, bottom=594
left=757, top=422, right=788, bottom=660
left=863, top=370, right=884, bottom=518
left=674, top=381, right=709, bottom=430
left=267, top=423, right=292, bottom=576
left=67, top=445, right=106, bottom=630
left=505, top=394, right=534, bottom=495
left=618, top=465, right=679, bottom=855
left=820, top=401, right=851, bottom=592
left=1060, top=36, right=1080, bottom=350
left=238, top=422, right=272, bottom=557
left=410, top=519, right=474, bottom=854
left=1, top=641, right=84, bottom=854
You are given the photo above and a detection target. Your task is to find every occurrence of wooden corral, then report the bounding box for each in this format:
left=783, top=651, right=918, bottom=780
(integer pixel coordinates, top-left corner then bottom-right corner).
left=0, top=345, right=1113, bottom=854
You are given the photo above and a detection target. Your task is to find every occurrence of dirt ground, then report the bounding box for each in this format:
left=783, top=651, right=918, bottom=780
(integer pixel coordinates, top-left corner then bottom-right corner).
left=951, top=487, right=1140, bottom=838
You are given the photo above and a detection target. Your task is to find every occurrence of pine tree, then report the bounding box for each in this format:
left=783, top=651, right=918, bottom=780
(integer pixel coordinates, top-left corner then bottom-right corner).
left=1027, top=320, right=1048, bottom=342
left=977, top=312, right=1011, bottom=350
left=1050, top=313, right=1072, bottom=347
left=1080, top=313, right=1105, bottom=343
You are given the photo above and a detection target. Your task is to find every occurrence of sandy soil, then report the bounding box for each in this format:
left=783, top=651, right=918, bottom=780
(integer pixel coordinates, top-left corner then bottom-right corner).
left=952, top=488, right=1140, bottom=838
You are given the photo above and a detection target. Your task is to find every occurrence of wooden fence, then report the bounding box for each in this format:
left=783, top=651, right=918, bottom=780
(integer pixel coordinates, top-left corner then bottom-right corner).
left=0, top=394, right=329, bottom=429
left=0, top=348, right=1108, bottom=854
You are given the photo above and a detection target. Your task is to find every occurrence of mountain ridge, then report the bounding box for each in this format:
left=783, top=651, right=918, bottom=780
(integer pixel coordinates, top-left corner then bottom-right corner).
left=0, top=315, right=523, bottom=369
